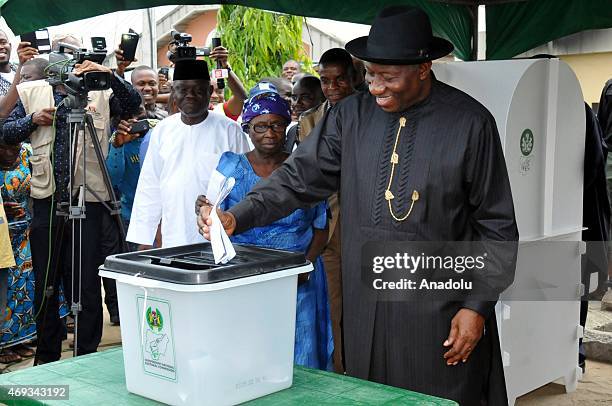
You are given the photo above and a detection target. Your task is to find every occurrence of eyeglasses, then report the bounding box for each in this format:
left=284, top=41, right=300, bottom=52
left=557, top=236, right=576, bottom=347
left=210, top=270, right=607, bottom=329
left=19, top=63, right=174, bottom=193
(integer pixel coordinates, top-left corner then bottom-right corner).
left=250, top=122, right=287, bottom=134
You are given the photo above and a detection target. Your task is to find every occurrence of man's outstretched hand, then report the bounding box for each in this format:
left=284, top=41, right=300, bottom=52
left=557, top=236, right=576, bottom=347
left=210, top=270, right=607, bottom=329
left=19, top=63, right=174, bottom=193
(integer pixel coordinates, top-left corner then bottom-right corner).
left=196, top=198, right=236, bottom=240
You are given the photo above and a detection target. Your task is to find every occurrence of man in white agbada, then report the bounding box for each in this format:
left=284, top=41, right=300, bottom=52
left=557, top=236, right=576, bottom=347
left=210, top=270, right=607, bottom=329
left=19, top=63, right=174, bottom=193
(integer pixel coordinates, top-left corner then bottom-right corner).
left=127, top=59, right=250, bottom=248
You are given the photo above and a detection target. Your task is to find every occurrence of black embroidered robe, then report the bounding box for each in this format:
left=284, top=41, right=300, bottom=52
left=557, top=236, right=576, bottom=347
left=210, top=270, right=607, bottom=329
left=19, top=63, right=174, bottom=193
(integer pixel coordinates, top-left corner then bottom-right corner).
left=229, top=78, right=519, bottom=405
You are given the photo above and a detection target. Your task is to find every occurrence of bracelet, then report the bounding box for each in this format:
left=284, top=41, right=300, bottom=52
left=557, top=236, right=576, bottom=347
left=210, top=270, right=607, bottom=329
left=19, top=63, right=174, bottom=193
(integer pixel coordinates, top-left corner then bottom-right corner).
left=109, top=131, right=120, bottom=147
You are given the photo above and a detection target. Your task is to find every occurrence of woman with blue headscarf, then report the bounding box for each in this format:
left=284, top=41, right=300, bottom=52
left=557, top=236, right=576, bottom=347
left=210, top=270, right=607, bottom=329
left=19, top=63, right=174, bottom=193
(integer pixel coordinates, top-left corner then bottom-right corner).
left=200, top=92, right=333, bottom=370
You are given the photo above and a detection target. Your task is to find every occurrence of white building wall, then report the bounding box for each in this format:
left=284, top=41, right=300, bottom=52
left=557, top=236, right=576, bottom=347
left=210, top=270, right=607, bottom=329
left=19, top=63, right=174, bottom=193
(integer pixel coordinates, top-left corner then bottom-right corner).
left=519, top=28, right=612, bottom=58
left=302, top=21, right=344, bottom=62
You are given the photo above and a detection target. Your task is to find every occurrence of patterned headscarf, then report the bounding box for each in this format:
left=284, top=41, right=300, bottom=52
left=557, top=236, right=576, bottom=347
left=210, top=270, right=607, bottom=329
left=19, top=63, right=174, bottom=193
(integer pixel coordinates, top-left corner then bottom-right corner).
left=241, top=92, right=291, bottom=132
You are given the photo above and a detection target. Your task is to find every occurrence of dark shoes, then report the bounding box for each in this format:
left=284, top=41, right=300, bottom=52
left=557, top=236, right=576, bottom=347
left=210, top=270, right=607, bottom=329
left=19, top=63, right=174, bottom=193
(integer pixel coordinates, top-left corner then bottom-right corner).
left=33, top=358, right=53, bottom=366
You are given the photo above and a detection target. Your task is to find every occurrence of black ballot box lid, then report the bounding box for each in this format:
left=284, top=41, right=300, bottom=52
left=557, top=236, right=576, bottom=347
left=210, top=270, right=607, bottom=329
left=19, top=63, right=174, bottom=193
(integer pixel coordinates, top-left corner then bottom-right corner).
left=100, top=243, right=308, bottom=285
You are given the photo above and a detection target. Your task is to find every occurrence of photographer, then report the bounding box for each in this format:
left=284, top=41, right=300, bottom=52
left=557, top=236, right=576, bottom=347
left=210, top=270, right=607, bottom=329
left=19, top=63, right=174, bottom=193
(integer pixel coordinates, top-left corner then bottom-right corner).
left=156, top=68, right=172, bottom=112
left=106, top=101, right=159, bottom=252
left=0, top=45, right=141, bottom=363
left=208, top=46, right=247, bottom=121
left=158, top=68, right=171, bottom=94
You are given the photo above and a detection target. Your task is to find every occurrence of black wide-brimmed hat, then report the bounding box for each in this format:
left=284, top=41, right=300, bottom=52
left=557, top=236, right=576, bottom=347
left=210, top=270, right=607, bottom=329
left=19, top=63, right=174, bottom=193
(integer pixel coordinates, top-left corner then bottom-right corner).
left=345, top=6, right=454, bottom=65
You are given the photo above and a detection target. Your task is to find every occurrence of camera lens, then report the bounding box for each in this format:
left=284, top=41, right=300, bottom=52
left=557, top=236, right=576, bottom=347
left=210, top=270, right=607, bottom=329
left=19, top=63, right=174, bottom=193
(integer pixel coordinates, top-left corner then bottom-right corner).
left=84, top=72, right=111, bottom=91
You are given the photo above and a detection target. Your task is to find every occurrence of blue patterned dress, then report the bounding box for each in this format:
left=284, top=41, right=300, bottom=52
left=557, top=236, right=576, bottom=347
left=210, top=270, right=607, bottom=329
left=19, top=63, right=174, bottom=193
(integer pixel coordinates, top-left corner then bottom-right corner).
left=0, top=144, right=69, bottom=348
left=217, top=151, right=334, bottom=371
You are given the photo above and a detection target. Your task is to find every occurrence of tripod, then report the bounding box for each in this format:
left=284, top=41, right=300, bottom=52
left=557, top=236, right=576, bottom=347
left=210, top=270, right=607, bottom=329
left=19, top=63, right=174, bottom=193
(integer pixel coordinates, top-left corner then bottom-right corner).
left=34, top=90, right=127, bottom=363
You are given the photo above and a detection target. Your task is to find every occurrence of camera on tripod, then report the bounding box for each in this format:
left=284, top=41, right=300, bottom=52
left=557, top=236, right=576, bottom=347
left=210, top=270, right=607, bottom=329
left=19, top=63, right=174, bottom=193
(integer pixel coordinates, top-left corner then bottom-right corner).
left=47, top=37, right=111, bottom=95
left=168, top=30, right=211, bottom=62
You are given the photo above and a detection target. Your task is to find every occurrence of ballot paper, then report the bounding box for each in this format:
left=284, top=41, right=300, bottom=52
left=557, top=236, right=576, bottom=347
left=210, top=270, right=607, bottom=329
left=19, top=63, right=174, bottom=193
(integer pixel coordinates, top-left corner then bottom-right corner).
left=207, top=175, right=236, bottom=264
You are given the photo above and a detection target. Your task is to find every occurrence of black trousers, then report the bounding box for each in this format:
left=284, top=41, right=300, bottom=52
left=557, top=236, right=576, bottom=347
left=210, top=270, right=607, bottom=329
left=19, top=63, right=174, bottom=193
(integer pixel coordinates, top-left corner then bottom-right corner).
left=31, top=198, right=121, bottom=362
left=60, top=263, right=119, bottom=318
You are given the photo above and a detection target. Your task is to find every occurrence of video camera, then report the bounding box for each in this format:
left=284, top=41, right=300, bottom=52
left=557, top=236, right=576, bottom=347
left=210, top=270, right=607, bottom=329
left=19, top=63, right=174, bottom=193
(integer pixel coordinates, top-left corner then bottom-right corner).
left=168, top=30, right=211, bottom=62
left=47, top=37, right=111, bottom=96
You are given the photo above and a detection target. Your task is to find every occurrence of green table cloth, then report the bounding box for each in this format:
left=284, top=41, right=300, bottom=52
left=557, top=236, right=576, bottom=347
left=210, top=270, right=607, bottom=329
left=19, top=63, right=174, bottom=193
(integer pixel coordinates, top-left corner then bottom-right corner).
left=0, top=348, right=457, bottom=405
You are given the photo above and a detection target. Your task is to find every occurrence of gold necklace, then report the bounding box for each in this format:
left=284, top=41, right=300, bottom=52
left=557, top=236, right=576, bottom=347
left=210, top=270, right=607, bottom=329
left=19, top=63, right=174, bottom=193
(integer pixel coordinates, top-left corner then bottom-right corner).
left=385, top=117, right=419, bottom=222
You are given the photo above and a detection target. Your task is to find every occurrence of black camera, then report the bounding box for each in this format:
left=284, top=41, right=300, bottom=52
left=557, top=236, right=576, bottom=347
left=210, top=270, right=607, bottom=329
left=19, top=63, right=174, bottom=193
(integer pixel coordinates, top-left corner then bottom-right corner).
left=168, top=30, right=210, bottom=63
left=47, top=37, right=111, bottom=95
left=129, top=119, right=150, bottom=136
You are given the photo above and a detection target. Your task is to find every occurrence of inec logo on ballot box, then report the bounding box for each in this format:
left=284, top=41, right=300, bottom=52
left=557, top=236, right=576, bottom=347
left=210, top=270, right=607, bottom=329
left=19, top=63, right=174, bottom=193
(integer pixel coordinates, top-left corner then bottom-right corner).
left=520, top=129, right=534, bottom=175
left=520, top=129, right=534, bottom=156
left=146, top=307, right=164, bottom=332
left=138, top=296, right=177, bottom=381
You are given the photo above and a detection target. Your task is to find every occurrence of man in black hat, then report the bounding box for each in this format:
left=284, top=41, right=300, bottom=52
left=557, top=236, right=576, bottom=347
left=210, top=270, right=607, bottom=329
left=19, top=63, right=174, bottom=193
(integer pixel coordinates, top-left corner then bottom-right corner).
left=198, top=6, right=517, bottom=404
left=128, top=59, right=249, bottom=249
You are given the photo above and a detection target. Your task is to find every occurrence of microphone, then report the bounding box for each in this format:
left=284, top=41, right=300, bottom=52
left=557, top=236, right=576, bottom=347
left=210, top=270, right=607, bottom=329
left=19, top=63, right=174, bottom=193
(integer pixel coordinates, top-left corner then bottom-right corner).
left=212, top=37, right=224, bottom=90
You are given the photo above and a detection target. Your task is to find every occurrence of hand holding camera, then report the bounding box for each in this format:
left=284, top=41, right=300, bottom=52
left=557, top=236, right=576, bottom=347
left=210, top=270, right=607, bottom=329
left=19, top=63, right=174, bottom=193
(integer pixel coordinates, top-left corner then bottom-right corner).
left=74, top=60, right=112, bottom=76
left=16, top=42, right=38, bottom=66
left=209, top=38, right=226, bottom=90
left=209, top=46, right=229, bottom=69
left=112, top=119, right=138, bottom=148
left=158, top=76, right=170, bottom=94
left=112, top=118, right=150, bottom=148
left=158, top=68, right=171, bottom=94
left=114, top=49, right=133, bottom=76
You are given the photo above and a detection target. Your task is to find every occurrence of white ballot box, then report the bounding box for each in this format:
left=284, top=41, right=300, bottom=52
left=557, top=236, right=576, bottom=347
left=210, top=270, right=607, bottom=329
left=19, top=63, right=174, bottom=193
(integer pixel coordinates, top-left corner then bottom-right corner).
left=99, top=243, right=312, bottom=406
